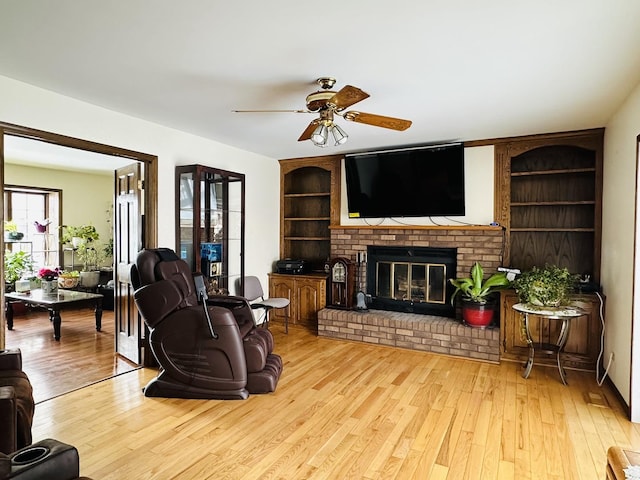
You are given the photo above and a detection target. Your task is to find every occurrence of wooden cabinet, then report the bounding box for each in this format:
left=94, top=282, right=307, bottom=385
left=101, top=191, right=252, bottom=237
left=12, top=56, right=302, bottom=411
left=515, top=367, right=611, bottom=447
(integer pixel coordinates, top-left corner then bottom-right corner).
left=279, top=155, right=341, bottom=272
left=500, top=290, right=604, bottom=371
left=494, top=129, right=603, bottom=282
left=175, top=165, right=245, bottom=295
left=268, top=273, right=327, bottom=329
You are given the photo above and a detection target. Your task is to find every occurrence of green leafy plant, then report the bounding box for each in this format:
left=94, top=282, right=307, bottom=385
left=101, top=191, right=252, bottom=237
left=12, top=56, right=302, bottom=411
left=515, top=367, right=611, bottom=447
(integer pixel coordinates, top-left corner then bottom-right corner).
left=450, top=262, right=511, bottom=305
left=513, top=264, right=578, bottom=307
left=4, top=250, right=33, bottom=284
left=76, top=242, right=106, bottom=271
left=3, top=220, right=18, bottom=232
left=61, top=224, right=100, bottom=244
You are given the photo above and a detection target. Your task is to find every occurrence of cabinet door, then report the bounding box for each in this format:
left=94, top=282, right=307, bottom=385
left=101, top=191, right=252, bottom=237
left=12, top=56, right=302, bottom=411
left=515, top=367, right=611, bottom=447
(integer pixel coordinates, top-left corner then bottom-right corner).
left=268, top=275, right=293, bottom=324
left=501, top=291, right=529, bottom=358
left=295, top=278, right=326, bottom=326
left=176, top=165, right=245, bottom=295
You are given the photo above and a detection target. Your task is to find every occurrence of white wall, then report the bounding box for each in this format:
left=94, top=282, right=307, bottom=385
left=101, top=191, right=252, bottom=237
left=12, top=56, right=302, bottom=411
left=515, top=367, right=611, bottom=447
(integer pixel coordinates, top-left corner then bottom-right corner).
left=0, top=75, right=280, bottom=289
left=4, top=163, right=113, bottom=269
left=602, top=80, right=640, bottom=419
left=339, top=145, right=495, bottom=226
left=4, top=163, right=112, bottom=240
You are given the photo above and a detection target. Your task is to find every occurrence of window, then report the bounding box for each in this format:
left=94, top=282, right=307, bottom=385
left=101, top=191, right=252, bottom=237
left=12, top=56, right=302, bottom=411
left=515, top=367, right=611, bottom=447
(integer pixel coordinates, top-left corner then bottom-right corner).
left=4, top=185, right=61, bottom=270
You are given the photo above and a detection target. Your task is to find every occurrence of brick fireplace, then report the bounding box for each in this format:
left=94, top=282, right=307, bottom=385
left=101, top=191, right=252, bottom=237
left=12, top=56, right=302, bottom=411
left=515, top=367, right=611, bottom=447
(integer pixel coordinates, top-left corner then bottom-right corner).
left=317, top=225, right=505, bottom=362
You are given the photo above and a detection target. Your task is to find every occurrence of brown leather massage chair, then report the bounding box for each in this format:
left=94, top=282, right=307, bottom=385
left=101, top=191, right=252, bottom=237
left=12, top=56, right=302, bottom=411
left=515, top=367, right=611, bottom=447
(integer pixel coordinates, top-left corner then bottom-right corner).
left=131, top=248, right=283, bottom=399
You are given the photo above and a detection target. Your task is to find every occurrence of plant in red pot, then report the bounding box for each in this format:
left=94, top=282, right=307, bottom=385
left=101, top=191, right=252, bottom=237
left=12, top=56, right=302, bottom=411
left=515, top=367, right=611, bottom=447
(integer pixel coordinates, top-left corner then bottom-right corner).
left=450, top=262, right=511, bottom=328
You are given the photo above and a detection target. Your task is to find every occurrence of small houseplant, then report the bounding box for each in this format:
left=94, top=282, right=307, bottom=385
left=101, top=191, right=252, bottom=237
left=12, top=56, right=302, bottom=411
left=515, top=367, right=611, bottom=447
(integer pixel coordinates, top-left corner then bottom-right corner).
left=450, top=262, right=512, bottom=328
left=61, top=224, right=100, bottom=248
left=76, top=242, right=105, bottom=288
left=38, top=267, right=60, bottom=294
left=513, top=264, right=578, bottom=307
left=4, top=250, right=33, bottom=290
left=4, top=220, right=24, bottom=241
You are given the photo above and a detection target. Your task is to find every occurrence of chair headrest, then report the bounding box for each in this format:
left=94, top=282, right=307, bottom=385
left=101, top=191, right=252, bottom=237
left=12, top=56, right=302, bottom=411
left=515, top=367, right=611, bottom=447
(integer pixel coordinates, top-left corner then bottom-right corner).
left=134, top=248, right=198, bottom=306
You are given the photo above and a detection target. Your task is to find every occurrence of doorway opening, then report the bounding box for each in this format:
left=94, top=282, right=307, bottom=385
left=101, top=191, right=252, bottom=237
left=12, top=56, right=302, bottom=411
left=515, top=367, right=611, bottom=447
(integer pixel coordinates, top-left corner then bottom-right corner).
left=1, top=122, right=158, bottom=401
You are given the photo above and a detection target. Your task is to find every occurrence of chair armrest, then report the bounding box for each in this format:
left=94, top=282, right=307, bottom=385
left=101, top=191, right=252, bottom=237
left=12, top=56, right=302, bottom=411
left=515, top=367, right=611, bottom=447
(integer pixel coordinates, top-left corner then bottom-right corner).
left=0, top=386, right=18, bottom=455
left=0, top=451, right=10, bottom=478
left=0, top=351, right=22, bottom=372
left=6, top=438, right=82, bottom=479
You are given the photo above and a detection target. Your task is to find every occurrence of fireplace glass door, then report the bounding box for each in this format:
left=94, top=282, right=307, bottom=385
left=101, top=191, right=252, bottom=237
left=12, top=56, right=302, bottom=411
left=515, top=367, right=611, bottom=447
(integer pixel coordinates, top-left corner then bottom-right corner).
left=376, top=261, right=447, bottom=304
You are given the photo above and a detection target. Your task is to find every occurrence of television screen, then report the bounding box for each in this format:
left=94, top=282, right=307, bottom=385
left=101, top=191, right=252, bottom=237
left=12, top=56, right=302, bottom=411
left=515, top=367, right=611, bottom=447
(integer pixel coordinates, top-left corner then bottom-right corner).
left=344, top=144, right=466, bottom=218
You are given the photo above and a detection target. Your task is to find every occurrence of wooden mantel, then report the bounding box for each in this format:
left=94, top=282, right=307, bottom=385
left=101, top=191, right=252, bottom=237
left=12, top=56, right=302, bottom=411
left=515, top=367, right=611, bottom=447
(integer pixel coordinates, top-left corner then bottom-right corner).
left=330, top=224, right=503, bottom=231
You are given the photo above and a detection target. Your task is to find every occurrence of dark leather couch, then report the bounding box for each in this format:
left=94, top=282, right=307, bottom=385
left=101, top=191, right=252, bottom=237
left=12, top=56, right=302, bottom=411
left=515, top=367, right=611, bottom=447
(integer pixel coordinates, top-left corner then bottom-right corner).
left=0, top=350, right=34, bottom=456
left=0, top=351, right=91, bottom=479
left=0, top=439, right=92, bottom=480
left=132, top=248, right=283, bottom=399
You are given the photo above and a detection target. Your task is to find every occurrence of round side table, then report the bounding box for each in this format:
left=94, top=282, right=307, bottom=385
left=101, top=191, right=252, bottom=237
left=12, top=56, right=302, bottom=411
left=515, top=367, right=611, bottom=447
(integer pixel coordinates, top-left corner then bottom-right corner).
left=512, top=303, right=586, bottom=385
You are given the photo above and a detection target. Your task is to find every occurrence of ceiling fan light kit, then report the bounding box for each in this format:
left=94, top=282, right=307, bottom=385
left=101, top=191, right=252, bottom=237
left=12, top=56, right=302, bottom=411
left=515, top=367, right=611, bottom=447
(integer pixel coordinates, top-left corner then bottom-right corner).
left=233, top=77, right=412, bottom=148
left=331, top=124, right=348, bottom=145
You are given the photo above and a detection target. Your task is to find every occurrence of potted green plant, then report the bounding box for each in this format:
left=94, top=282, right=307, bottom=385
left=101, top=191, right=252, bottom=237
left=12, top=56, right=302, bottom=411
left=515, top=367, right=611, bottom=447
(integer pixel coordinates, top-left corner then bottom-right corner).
left=4, top=220, right=24, bottom=241
left=513, top=264, right=578, bottom=307
left=450, top=262, right=512, bottom=328
left=76, top=242, right=105, bottom=288
left=61, top=224, right=100, bottom=248
left=4, top=250, right=33, bottom=290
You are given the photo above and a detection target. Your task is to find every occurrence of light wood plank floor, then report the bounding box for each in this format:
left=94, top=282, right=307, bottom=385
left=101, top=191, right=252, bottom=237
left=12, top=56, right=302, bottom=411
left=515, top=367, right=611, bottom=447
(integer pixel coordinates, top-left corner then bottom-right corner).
left=27, top=325, right=640, bottom=480
left=5, top=306, right=138, bottom=403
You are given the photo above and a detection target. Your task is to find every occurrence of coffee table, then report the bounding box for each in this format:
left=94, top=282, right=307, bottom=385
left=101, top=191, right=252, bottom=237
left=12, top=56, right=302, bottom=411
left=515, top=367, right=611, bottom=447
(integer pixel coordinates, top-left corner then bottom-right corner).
left=5, top=289, right=103, bottom=341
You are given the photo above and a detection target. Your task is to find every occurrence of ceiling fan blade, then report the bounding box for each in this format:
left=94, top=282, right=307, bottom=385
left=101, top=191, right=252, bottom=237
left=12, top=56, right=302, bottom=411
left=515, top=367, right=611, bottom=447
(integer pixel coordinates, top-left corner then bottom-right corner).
left=329, top=85, right=370, bottom=111
left=232, top=109, right=310, bottom=113
left=298, top=120, right=320, bottom=141
left=343, top=111, right=412, bottom=131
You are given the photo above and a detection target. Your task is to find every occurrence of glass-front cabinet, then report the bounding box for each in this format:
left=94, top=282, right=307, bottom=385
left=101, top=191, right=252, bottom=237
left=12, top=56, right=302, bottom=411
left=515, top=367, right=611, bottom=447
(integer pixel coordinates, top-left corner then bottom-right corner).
left=176, top=165, right=245, bottom=295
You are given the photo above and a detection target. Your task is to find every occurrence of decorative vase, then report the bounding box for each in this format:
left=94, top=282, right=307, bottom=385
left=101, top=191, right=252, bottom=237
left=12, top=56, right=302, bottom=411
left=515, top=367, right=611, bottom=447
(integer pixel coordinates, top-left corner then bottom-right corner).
left=461, top=298, right=497, bottom=328
left=79, top=271, right=100, bottom=289
left=41, top=279, right=58, bottom=294
left=71, top=237, right=83, bottom=248
left=58, top=275, right=79, bottom=289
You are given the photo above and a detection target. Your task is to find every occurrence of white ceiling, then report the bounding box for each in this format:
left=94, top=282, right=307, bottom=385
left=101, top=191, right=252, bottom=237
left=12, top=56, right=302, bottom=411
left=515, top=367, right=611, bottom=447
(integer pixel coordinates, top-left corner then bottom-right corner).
left=1, top=0, right=640, bottom=162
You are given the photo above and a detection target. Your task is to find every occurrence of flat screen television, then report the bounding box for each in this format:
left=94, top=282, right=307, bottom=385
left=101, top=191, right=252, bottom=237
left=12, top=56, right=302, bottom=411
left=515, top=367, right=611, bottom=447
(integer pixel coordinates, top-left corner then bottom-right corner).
left=344, top=143, right=465, bottom=218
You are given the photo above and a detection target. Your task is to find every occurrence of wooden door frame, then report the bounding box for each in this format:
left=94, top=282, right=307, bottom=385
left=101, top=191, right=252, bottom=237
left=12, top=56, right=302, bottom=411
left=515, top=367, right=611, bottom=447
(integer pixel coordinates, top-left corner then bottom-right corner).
left=0, top=121, right=158, bottom=349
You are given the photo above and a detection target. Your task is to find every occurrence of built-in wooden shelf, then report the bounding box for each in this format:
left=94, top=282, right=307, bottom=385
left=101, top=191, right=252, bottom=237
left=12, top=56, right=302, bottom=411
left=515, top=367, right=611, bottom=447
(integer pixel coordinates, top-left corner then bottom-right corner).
left=510, top=167, right=596, bottom=177
left=284, top=192, right=331, bottom=198
left=511, top=201, right=596, bottom=206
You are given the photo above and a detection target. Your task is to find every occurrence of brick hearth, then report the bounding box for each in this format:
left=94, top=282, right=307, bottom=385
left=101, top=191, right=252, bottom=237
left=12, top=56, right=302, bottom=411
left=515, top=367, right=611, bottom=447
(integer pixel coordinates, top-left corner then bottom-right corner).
left=318, top=225, right=504, bottom=362
left=318, top=308, right=500, bottom=363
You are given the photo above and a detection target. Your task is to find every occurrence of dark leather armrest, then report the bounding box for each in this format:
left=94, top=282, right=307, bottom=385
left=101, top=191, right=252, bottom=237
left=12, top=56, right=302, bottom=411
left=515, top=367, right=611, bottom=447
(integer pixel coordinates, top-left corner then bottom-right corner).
left=5, top=438, right=82, bottom=479
left=0, top=386, right=17, bottom=455
left=0, top=350, right=22, bottom=372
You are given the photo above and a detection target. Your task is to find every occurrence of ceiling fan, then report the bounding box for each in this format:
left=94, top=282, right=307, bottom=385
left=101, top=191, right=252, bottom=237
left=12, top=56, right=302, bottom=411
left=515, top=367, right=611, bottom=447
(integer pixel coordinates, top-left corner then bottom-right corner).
left=233, top=77, right=412, bottom=147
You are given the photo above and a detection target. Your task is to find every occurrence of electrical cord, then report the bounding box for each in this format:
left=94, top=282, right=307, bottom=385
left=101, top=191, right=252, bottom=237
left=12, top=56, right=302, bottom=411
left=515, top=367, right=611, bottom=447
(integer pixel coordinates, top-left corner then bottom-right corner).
left=595, top=290, right=613, bottom=386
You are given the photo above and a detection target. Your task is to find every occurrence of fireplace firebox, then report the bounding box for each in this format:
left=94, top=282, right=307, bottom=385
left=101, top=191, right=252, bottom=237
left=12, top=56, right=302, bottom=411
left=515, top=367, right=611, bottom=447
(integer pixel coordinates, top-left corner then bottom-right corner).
left=366, top=246, right=456, bottom=317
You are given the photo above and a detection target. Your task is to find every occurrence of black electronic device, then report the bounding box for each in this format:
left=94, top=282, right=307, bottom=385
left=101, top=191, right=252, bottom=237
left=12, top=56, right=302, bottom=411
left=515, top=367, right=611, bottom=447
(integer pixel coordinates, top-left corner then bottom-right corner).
left=344, top=143, right=465, bottom=218
left=276, top=259, right=307, bottom=275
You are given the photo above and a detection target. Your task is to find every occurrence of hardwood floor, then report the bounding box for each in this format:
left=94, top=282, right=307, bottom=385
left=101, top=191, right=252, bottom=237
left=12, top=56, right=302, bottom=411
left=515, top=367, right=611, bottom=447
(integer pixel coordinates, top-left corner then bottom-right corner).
left=4, top=305, right=138, bottom=403
left=24, top=324, right=640, bottom=479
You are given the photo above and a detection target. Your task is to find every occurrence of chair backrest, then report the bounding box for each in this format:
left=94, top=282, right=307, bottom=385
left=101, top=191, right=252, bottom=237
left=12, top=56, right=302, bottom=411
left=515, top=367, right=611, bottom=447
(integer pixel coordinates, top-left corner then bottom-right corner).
left=243, top=276, right=265, bottom=302
left=133, top=248, right=199, bottom=307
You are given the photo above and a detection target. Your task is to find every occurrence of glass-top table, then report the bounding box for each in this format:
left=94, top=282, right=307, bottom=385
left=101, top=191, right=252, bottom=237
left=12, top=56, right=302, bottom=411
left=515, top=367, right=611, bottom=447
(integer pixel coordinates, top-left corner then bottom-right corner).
left=512, top=303, right=586, bottom=385
left=5, top=289, right=103, bottom=341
